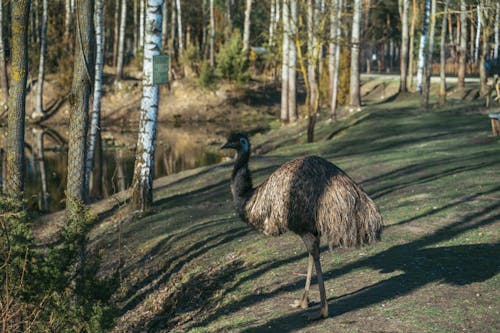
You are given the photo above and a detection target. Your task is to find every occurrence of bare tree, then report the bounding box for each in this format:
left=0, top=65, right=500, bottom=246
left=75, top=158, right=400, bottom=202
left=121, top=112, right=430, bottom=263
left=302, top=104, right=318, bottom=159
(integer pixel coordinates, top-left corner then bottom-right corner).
left=288, top=0, right=297, bottom=122
left=116, top=0, right=127, bottom=80
left=5, top=0, right=31, bottom=198
left=86, top=0, right=104, bottom=194
left=330, top=0, right=342, bottom=119
left=416, top=0, right=431, bottom=94
left=457, top=0, right=467, bottom=91
left=439, top=0, right=449, bottom=105
left=281, top=0, right=289, bottom=124
left=32, top=0, right=48, bottom=121
left=422, top=0, right=436, bottom=111
left=0, top=0, right=8, bottom=106
left=242, top=0, right=253, bottom=56
left=131, top=0, right=164, bottom=211
left=66, top=0, right=95, bottom=213
left=408, top=0, right=417, bottom=90
left=349, top=0, right=362, bottom=109
left=399, top=0, right=409, bottom=92
left=176, top=0, right=183, bottom=52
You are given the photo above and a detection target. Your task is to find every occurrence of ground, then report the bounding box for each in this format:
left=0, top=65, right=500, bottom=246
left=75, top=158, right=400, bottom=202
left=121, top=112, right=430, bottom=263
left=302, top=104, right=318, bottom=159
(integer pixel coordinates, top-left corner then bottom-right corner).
left=35, top=76, right=500, bottom=332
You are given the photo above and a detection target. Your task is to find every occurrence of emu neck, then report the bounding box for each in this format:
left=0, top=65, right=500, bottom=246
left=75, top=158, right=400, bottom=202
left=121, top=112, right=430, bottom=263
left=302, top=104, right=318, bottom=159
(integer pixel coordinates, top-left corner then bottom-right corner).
left=231, top=150, right=253, bottom=217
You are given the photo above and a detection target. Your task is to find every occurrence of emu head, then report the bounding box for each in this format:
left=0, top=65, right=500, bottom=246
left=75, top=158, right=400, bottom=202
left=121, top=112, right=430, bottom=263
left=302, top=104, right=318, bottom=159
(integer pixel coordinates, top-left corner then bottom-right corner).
left=221, top=133, right=250, bottom=153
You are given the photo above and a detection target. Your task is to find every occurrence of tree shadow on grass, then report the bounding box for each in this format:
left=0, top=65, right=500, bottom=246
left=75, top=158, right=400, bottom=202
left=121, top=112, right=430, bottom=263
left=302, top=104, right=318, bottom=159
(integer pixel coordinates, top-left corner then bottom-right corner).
left=194, top=200, right=499, bottom=332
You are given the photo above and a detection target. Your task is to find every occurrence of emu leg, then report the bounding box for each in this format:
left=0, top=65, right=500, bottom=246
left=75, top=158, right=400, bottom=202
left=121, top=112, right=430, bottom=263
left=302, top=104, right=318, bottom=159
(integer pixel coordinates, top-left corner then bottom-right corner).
left=290, top=254, right=313, bottom=309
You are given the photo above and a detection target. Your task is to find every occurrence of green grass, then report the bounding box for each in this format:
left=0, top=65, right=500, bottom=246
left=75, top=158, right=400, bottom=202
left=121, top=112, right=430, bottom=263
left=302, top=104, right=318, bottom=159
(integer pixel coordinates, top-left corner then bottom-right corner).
left=89, top=91, right=499, bottom=332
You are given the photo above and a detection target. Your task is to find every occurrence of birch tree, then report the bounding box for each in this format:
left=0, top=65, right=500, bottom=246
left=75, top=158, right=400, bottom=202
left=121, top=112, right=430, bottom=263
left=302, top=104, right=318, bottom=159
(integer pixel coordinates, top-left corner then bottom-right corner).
left=210, top=0, right=215, bottom=67
left=330, top=0, right=342, bottom=119
left=162, top=0, right=168, bottom=50
left=399, top=0, right=409, bottom=93
left=495, top=3, right=499, bottom=60
left=457, top=0, right=467, bottom=91
left=66, top=0, right=95, bottom=214
left=439, top=0, right=449, bottom=106
left=116, top=0, right=127, bottom=80
left=131, top=0, right=163, bottom=211
left=288, top=0, right=297, bottom=123
left=281, top=0, right=289, bottom=124
left=33, top=0, right=48, bottom=121
left=349, top=0, right=362, bottom=109
left=474, top=5, right=481, bottom=64
left=5, top=0, right=30, bottom=198
left=176, top=0, right=183, bottom=52
left=113, top=0, right=120, bottom=67
left=416, top=0, right=431, bottom=94
left=85, top=0, right=104, bottom=194
left=140, top=0, right=145, bottom=49
left=0, top=0, right=8, bottom=106
left=408, top=0, right=417, bottom=90
left=422, top=0, right=436, bottom=111
left=242, top=0, right=253, bottom=56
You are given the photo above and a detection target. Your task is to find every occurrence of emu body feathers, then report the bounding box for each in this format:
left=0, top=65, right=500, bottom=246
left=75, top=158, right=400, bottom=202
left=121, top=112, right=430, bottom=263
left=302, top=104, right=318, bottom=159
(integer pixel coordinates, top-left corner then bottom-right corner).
left=222, top=133, right=383, bottom=319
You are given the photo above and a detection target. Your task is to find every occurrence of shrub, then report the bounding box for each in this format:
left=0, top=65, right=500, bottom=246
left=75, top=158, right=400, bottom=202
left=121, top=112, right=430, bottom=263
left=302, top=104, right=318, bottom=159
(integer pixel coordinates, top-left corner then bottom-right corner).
left=216, top=30, right=249, bottom=83
left=198, top=61, right=218, bottom=91
left=180, top=45, right=201, bottom=78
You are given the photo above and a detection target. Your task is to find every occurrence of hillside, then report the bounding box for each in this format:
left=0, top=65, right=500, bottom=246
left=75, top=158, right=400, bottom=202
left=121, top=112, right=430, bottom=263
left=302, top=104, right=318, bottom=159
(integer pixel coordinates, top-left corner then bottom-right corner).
left=82, top=91, right=500, bottom=332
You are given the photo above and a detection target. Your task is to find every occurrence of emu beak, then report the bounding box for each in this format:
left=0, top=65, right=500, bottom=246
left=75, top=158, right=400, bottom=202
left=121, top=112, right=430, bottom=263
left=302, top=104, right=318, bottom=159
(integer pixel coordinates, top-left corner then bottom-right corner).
left=221, top=142, right=236, bottom=150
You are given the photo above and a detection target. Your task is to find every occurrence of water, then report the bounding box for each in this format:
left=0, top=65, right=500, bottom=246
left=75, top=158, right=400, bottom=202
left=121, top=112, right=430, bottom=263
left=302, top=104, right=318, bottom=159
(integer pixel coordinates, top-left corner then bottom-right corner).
left=0, top=122, right=235, bottom=213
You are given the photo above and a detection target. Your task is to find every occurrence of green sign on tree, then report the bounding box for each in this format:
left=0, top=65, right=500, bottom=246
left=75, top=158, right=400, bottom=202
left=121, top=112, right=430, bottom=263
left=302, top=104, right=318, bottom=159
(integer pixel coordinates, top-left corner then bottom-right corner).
left=152, top=55, right=169, bottom=85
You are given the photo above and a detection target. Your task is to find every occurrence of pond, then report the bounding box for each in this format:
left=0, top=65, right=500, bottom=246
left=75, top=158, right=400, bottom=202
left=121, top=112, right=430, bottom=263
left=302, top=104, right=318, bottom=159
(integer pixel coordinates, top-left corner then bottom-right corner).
left=0, top=121, right=264, bottom=214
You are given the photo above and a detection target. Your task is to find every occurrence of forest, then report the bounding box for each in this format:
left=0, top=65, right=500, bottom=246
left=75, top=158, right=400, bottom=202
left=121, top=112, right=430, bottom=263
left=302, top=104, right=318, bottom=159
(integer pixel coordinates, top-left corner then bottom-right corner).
left=0, top=0, right=499, bottom=332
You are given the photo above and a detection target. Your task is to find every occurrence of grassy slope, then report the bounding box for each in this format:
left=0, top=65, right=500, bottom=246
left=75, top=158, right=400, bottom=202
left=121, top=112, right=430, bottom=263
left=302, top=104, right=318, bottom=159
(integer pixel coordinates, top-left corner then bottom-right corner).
left=92, top=90, right=499, bottom=332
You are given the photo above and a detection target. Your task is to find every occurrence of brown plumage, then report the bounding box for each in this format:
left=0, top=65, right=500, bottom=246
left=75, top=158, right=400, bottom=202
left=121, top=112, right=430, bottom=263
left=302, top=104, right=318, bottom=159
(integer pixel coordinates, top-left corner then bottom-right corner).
left=221, top=133, right=383, bottom=319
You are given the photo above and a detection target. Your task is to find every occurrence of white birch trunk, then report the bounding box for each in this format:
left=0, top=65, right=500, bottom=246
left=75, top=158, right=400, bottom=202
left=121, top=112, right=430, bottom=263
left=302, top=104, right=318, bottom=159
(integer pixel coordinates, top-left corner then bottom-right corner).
left=416, top=0, right=431, bottom=94
left=331, top=0, right=342, bottom=117
left=474, top=4, right=481, bottom=64
left=33, top=0, right=48, bottom=120
left=65, top=0, right=72, bottom=39
left=176, top=0, right=183, bottom=52
left=328, top=0, right=335, bottom=105
left=281, top=0, right=289, bottom=124
left=116, top=0, right=127, bottom=80
left=140, top=0, right=145, bottom=48
left=210, top=0, right=215, bottom=67
left=288, top=0, right=297, bottom=122
left=349, top=0, right=362, bottom=109
left=495, top=3, right=499, bottom=60
left=86, top=0, right=104, bottom=194
left=131, top=0, right=163, bottom=211
left=269, top=0, right=276, bottom=48
left=242, top=0, right=253, bottom=55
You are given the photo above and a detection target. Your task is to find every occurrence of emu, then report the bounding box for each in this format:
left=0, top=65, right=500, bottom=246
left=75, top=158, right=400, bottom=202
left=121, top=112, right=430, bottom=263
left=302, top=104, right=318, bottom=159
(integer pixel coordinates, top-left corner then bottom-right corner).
left=221, top=133, right=383, bottom=319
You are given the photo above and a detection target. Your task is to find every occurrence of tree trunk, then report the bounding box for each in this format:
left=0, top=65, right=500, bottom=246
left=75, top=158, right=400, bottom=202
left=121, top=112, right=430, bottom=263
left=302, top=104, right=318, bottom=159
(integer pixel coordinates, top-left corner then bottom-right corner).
left=65, top=0, right=72, bottom=40
left=209, top=0, right=215, bottom=67
left=280, top=0, right=289, bottom=124
left=495, top=3, right=499, bottom=60
left=5, top=0, right=30, bottom=198
left=0, top=1, right=9, bottom=105
left=269, top=0, right=276, bottom=48
left=176, top=0, right=183, bottom=52
left=349, top=0, right=361, bottom=109
left=422, top=0, right=436, bottom=111
left=474, top=5, right=481, bottom=64
left=162, top=0, right=168, bottom=51
left=86, top=0, right=103, bottom=194
left=408, top=0, right=417, bottom=90
left=113, top=0, right=120, bottom=67
left=416, top=0, right=431, bottom=94
left=399, top=0, right=409, bottom=92
left=66, top=0, right=95, bottom=213
left=242, top=0, right=253, bottom=56
left=331, top=0, right=342, bottom=118
left=131, top=0, right=163, bottom=212
left=116, top=0, right=127, bottom=80
left=457, top=0, right=467, bottom=91
left=439, top=0, right=449, bottom=106
left=133, top=0, right=138, bottom=55
left=33, top=0, right=48, bottom=120
left=33, top=127, right=49, bottom=211
left=288, top=0, right=297, bottom=122
left=140, top=0, right=145, bottom=48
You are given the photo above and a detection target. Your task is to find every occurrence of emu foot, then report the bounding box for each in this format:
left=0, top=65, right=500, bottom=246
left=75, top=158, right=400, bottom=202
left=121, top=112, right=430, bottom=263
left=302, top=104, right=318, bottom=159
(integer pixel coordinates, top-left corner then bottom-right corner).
left=289, top=297, right=310, bottom=309
left=303, top=309, right=328, bottom=321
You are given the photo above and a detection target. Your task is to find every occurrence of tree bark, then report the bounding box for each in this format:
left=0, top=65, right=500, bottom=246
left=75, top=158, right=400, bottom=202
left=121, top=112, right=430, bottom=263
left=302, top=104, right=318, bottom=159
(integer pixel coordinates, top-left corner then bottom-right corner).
left=495, top=3, right=499, bottom=60
left=116, top=0, right=127, bottom=80
left=209, top=0, right=215, bottom=67
left=399, top=0, right=409, bottom=93
left=439, top=0, right=449, bottom=106
left=33, top=0, right=48, bottom=120
left=269, top=0, right=276, bottom=48
left=422, top=0, right=436, bottom=111
left=242, top=0, right=253, bottom=56
left=86, top=0, right=103, bottom=194
left=66, top=0, right=95, bottom=212
left=408, top=0, right=417, bottom=90
left=176, top=0, right=183, bottom=52
left=162, top=0, right=168, bottom=51
left=5, top=0, right=30, bottom=198
left=280, top=0, right=289, bottom=124
left=474, top=5, right=481, bottom=64
left=0, top=1, right=9, bottom=104
left=457, top=0, right=467, bottom=91
left=140, top=0, right=145, bottom=48
left=131, top=0, right=163, bottom=212
left=331, top=0, right=342, bottom=118
left=416, top=0, right=431, bottom=94
left=349, top=0, right=361, bottom=109
left=113, top=0, right=120, bottom=67
left=288, top=0, right=297, bottom=122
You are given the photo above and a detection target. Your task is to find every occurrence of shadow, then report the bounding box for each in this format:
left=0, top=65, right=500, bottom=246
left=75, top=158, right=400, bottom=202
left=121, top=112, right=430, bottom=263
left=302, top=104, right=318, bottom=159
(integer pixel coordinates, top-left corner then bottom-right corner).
left=218, top=200, right=499, bottom=332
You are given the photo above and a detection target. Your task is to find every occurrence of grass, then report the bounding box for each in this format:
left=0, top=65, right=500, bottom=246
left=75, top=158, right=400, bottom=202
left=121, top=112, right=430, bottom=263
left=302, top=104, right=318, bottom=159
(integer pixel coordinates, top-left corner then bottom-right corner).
left=86, top=87, right=499, bottom=332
